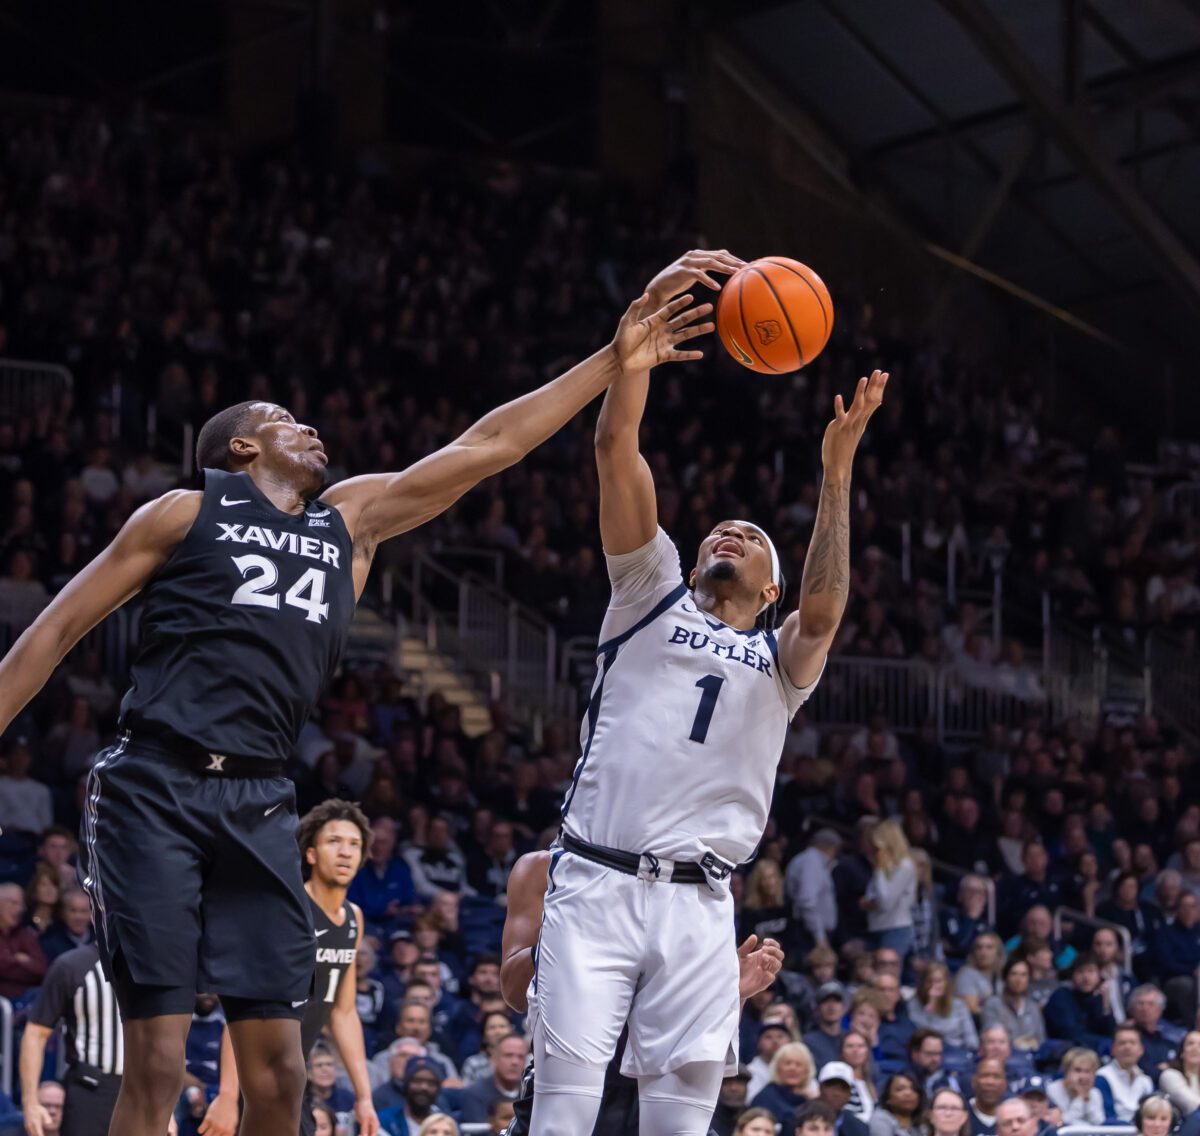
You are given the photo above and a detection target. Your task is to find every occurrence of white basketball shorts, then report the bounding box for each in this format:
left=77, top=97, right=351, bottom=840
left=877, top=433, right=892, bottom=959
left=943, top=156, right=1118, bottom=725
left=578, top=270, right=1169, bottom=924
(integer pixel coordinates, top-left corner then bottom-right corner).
left=532, top=851, right=740, bottom=1078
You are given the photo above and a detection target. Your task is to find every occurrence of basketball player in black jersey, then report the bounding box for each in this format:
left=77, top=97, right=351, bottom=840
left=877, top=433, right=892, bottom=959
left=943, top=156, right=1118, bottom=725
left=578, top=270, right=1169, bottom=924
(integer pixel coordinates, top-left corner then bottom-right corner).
left=0, top=268, right=716, bottom=1136
left=499, top=851, right=784, bottom=1135
left=208, top=799, right=377, bottom=1135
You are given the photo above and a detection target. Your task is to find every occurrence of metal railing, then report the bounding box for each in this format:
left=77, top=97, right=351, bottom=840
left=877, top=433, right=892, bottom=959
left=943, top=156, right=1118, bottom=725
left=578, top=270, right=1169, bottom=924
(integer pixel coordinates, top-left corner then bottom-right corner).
left=396, top=552, right=575, bottom=727
left=0, top=995, right=11, bottom=1097
left=1146, top=630, right=1200, bottom=740
left=1052, top=907, right=1133, bottom=973
left=0, top=358, right=72, bottom=416
left=1166, top=480, right=1200, bottom=516
left=806, top=657, right=1072, bottom=742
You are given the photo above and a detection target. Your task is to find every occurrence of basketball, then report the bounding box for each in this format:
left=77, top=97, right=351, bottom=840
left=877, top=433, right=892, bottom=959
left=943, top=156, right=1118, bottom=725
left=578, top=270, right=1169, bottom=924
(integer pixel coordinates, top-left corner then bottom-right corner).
left=715, top=256, right=834, bottom=374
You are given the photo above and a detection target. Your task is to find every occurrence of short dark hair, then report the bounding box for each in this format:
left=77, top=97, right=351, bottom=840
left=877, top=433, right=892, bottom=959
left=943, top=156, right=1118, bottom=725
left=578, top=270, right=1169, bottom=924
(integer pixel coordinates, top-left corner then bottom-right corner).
left=1113, top=1021, right=1142, bottom=1043
left=195, top=401, right=262, bottom=472
left=488, top=1097, right=515, bottom=1119
left=1071, top=952, right=1099, bottom=975
left=39, top=826, right=74, bottom=846
left=1003, top=956, right=1031, bottom=980
left=908, top=1027, right=944, bottom=1055
left=794, top=1100, right=838, bottom=1132
left=472, top=953, right=501, bottom=973
left=297, top=799, right=371, bottom=880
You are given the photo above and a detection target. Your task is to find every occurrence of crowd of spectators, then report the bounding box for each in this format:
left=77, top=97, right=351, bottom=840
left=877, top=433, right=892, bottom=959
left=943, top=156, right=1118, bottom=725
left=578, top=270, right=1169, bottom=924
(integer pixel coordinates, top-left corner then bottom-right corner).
left=1, top=100, right=1200, bottom=1135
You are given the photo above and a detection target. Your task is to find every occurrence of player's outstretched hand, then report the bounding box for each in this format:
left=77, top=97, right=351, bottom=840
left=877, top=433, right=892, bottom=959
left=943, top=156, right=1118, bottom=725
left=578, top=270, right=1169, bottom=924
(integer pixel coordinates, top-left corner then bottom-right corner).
left=737, top=934, right=785, bottom=1000
left=197, top=1091, right=238, bottom=1136
left=356, top=1097, right=381, bottom=1136
left=613, top=293, right=715, bottom=374
left=644, top=249, right=745, bottom=310
left=822, top=369, right=889, bottom=479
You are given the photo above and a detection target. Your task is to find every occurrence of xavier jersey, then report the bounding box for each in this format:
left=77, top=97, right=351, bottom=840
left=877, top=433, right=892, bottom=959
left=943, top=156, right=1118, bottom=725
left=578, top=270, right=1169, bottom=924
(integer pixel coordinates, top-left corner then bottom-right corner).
left=119, top=468, right=356, bottom=763
left=561, top=528, right=820, bottom=867
left=302, top=895, right=358, bottom=1055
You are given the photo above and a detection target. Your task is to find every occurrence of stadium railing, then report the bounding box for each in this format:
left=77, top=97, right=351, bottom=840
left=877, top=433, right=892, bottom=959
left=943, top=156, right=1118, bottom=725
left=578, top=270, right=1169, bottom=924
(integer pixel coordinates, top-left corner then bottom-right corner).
left=0, top=358, right=72, bottom=418
left=1052, top=908, right=1133, bottom=973
left=396, top=553, right=577, bottom=727
left=1057, top=1127, right=1135, bottom=1136
left=0, top=996, right=11, bottom=1097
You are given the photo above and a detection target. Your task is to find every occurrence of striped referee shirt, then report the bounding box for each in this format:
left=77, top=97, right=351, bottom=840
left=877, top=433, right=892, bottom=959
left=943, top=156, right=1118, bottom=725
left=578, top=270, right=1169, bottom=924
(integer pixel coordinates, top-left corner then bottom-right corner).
left=28, top=943, right=123, bottom=1076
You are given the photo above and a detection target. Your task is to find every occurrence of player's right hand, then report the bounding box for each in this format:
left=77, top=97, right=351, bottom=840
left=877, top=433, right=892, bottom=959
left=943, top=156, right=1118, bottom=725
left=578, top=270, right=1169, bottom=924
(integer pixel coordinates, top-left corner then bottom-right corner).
left=644, top=250, right=744, bottom=311
left=24, top=1105, right=51, bottom=1136
left=198, top=1091, right=239, bottom=1136
left=613, top=293, right=715, bottom=373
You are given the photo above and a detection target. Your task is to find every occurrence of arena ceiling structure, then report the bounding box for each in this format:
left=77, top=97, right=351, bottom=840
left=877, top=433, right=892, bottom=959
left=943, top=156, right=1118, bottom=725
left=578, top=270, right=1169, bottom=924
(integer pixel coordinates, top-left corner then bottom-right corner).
left=703, top=0, right=1200, bottom=361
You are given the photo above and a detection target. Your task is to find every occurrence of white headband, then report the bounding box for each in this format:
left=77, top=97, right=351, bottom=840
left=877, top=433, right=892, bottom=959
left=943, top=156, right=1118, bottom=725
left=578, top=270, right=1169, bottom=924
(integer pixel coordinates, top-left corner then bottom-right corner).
left=730, top=520, right=782, bottom=613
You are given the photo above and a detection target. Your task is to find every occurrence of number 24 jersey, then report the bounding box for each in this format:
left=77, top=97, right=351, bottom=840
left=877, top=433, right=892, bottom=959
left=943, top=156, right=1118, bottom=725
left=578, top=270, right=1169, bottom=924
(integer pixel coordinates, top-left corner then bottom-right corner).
left=119, top=468, right=357, bottom=764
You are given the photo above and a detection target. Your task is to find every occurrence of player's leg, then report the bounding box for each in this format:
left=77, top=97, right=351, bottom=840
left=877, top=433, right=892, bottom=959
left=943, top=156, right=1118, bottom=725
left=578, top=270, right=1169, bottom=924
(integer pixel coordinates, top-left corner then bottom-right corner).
left=108, top=1010, right=192, bottom=1136
left=623, top=882, right=739, bottom=1124
left=225, top=1012, right=307, bottom=1132
left=529, top=855, right=640, bottom=1136
left=637, top=1061, right=726, bottom=1136
left=203, top=776, right=312, bottom=1128
left=78, top=745, right=207, bottom=1136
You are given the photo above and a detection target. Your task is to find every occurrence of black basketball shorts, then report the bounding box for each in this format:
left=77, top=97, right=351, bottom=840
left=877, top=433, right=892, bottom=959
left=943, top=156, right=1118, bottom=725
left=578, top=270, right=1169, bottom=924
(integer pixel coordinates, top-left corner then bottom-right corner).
left=78, top=735, right=315, bottom=1019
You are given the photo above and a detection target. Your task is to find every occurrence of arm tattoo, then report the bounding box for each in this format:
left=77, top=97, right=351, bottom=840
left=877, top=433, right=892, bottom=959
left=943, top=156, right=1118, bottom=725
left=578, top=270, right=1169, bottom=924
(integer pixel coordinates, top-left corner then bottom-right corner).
left=805, top=480, right=850, bottom=598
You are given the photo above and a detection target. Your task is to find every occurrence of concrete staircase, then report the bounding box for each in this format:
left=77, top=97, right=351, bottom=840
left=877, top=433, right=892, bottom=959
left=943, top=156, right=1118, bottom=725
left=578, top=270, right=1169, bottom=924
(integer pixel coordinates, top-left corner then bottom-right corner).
left=345, top=606, right=493, bottom=738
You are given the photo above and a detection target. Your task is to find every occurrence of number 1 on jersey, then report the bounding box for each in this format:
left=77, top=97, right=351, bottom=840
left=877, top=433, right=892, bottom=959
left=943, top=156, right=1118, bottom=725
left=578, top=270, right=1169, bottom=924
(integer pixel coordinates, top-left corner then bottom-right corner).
left=689, top=674, right=725, bottom=743
left=324, top=967, right=341, bottom=1003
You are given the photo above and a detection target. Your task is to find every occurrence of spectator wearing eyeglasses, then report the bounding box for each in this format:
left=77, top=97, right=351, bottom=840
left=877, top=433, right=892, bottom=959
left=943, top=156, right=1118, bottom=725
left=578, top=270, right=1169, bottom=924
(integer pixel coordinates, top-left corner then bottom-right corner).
left=929, top=1088, right=971, bottom=1136
left=995, top=1097, right=1038, bottom=1136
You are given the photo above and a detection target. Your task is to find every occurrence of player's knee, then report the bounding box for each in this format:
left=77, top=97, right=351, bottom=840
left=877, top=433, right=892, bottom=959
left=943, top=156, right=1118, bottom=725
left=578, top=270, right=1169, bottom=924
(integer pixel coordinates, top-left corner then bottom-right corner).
left=122, top=1028, right=187, bottom=1107
left=242, top=1044, right=307, bottom=1109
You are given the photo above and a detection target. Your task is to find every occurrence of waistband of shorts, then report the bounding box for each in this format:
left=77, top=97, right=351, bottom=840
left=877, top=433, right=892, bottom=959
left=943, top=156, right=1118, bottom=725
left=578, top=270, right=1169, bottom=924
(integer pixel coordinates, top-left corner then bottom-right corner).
left=561, top=832, right=733, bottom=885
left=121, top=731, right=286, bottom=778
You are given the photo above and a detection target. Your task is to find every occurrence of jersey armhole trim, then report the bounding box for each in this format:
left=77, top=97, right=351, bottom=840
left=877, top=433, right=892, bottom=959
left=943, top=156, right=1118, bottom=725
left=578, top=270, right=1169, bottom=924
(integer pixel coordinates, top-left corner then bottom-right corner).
left=595, top=581, right=687, bottom=656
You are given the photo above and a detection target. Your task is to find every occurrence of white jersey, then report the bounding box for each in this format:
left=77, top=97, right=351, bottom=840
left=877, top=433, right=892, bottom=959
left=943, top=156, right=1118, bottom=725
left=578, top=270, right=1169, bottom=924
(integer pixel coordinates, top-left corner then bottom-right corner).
left=561, top=527, right=820, bottom=867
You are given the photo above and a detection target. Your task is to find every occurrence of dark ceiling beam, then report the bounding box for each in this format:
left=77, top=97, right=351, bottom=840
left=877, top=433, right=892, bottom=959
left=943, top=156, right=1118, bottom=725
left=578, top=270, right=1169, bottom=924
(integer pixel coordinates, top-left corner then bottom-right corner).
left=869, top=47, right=1200, bottom=158
left=706, top=33, right=1121, bottom=348
left=1025, top=135, right=1200, bottom=191
left=814, top=0, right=1114, bottom=291
left=1082, top=1, right=1198, bottom=127
left=935, top=0, right=1200, bottom=315
left=1063, top=0, right=1084, bottom=105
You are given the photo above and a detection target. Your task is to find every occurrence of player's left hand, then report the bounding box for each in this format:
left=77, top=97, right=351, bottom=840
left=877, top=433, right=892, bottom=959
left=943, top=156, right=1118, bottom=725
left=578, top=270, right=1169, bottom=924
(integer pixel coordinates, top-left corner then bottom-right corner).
left=738, top=934, right=785, bottom=999
left=644, top=249, right=745, bottom=310
left=197, top=1091, right=238, bottom=1136
left=821, top=369, right=889, bottom=479
left=612, top=293, right=715, bottom=374
left=355, top=1096, right=381, bottom=1136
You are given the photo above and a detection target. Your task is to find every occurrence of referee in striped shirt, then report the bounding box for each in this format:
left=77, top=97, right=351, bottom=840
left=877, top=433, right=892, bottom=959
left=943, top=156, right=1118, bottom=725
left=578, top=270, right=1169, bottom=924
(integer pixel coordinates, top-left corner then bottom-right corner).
left=19, top=942, right=123, bottom=1136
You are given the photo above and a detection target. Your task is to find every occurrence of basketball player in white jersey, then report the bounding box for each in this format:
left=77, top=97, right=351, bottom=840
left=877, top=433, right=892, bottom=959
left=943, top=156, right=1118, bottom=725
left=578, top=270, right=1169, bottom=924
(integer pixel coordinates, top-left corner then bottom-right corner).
left=528, top=251, right=889, bottom=1135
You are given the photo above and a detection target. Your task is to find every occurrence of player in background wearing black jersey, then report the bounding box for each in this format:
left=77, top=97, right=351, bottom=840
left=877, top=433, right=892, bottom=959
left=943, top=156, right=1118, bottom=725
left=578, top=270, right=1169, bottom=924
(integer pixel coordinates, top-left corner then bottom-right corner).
left=499, top=851, right=784, bottom=1135
left=205, top=799, right=377, bottom=1136
left=0, top=266, right=716, bottom=1136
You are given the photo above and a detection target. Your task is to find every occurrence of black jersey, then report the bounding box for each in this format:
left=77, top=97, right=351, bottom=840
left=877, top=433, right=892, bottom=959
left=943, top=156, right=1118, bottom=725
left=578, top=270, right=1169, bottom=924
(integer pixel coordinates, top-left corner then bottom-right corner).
left=119, top=468, right=356, bottom=763
left=301, top=894, right=358, bottom=1054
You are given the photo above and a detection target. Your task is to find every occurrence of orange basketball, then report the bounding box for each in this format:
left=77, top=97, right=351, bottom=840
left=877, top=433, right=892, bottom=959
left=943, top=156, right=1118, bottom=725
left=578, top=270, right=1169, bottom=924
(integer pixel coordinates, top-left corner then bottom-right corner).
left=715, top=257, right=834, bottom=374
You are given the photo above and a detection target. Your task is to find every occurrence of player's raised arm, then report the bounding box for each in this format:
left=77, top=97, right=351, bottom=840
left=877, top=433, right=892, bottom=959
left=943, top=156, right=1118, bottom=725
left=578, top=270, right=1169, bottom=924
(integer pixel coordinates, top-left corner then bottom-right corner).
left=500, top=851, right=551, bottom=1013
left=596, top=251, right=742, bottom=555
left=778, top=369, right=889, bottom=689
left=0, top=490, right=200, bottom=736
left=323, top=288, right=713, bottom=568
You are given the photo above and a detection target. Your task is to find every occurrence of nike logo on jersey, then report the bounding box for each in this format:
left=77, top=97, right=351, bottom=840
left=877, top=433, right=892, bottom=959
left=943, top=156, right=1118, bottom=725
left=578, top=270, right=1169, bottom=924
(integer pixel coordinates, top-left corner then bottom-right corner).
left=221, top=495, right=251, bottom=506
left=264, top=803, right=282, bottom=816
left=291, top=1000, right=307, bottom=1008
left=315, top=929, right=329, bottom=937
